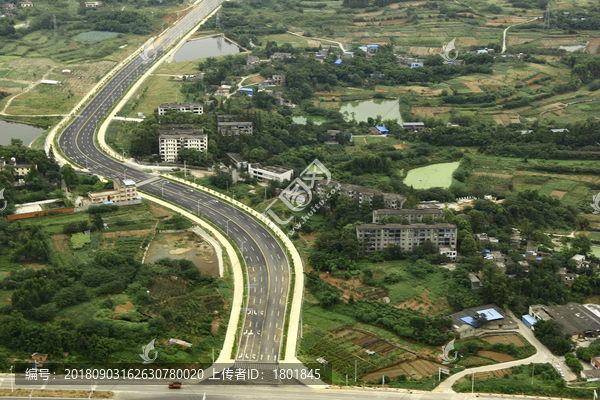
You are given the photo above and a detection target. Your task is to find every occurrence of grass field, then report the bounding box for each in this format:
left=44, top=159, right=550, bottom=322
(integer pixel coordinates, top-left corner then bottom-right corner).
left=118, top=75, right=180, bottom=118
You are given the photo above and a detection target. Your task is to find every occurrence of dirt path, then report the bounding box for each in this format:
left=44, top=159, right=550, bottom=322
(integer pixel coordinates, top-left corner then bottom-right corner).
left=0, top=69, right=55, bottom=116
left=502, top=17, right=539, bottom=53
left=287, top=30, right=345, bottom=52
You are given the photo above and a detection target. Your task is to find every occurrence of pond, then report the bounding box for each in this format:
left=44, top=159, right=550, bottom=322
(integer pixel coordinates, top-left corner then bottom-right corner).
left=339, top=98, right=402, bottom=123
left=292, top=115, right=326, bottom=125
left=173, top=36, right=242, bottom=62
left=0, top=120, right=46, bottom=146
left=404, top=161, right=460, bottom=189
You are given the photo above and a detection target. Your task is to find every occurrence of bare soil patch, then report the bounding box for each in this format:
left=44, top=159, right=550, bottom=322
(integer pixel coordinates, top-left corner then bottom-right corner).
left=586, top=39, right=600, bottom=54
left=411, top=106, right=451, bottom=118
left=525, top=74, right=543, bottom=84
left=478, top=350, right=514, bottom=362
left=320, top=272, right=372, bottom=302
left=149, top=204, right=174, bottom=219
left=483, top=334, right=527, bottom=347
left=473, top=172, right=513, bottom=179
left=528, top=84, right=542, bottom=90
left=51, top=233, right=69, bottom=253
left=114, top=300, right=134, bottom=313
left=393, top=144, right=410, bottom=149
left=513, top=170, right=599, bottom=182
left=462, top=80, right=483, bottom=93
left=550, top=190, right=567, bottom=200
left=102, top=229, right=153, bottom=239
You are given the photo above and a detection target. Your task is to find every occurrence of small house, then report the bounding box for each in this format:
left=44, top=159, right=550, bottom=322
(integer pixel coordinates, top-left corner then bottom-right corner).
left=62, top=69, right=71, bottom=75
left=240, top=88, right=253, bottom=96
left=20, top=1, right=32, bottom=6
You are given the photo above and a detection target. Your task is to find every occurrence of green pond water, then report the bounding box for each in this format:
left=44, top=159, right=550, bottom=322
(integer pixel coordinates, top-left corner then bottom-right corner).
left=404, top=162, right=460, bottom=189
left=292, top=116, right=326, bottom=125
left=339, top=99, right=402, bottom=123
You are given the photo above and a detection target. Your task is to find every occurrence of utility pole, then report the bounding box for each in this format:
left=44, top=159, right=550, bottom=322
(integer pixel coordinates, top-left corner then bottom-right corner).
left=216, top=9, right=220, bottom=29
left=472, top=372, right=474, bottom=394
left=160, top=181, right=166, bottom=197
left=531, top=365, right=534, bottom=384
left=355, top=360, right=357, bottom=383
left=382, top=375, right=385, bottom=389
left=197, top=200, right=200, bottom=215
left=544, top=4, right=551, bottom=30
left=184, top=160, right=187, bottom=178
left=123, top=168, right=128, bottom=181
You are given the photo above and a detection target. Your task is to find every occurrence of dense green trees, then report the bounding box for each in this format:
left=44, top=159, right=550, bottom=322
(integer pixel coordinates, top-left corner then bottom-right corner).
left=533, top=319, right=573, bottom=356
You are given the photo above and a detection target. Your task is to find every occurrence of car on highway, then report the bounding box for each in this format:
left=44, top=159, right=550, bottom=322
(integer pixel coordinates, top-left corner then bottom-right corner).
left=169, top=382, right=182, bottom=389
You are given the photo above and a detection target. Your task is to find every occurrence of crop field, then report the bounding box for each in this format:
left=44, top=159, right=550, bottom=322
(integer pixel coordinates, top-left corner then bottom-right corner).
left=482, top=334, right=529, bottom=347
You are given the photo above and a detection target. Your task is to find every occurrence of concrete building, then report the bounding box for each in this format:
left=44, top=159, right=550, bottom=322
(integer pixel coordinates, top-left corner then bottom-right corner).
left=218, top=121, right=253, bottom=136
left=529, top=303, right=600, bottom=340
left=469, top=273, right=482, bottom=290
left=227, top=153, right=247, bottom=170
left=158, top=128, right=207, bottom=162
left=88, top=178, right=138, bottom=204
left=0, top=157, right=37, bottom=176
left=316, top=180, right=406, bottom=210
left=216, top=114, right=239, bottom=122
left=270, top=52, right=291, bottom=60
left=356, top=222, right=457, bottom=254
left=402, top=122, right=425, bottom=132
left=272, top=73, right=285, bottom=85
left=20, top=1, right=32, bottom=6
left=157, top=102, right=203, bottom=116
left=439, top=246, right=457, bottom=261
left=372, top=208, right=445, bottom=224
left=31, top=353, right=47, bottom=362
left=448, top=304, right=517, bottom=338
left=397, top=55, right=419, bottom=67
left=591, top=356, right=600, bottom=369
left=248, top=163, right=293, bottom=183
left=85, top=1, right=102, bottom=6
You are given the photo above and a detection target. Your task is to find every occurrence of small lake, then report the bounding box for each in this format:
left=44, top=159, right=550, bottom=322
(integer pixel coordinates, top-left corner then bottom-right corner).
left=0, top=120, right=46, bottom=146
left=173, top=36, right=241, bottom=62
left=339, top=99, right=402, bottom=123
left=404, top=161, right=460, bottom=189
left=292, top=116, right=326, bottom=125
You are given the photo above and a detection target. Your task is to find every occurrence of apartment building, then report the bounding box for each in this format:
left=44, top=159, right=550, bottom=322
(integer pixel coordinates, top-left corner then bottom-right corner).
left=315, top=179, right=406, bottom=209
left=372, top=208, right=445, bottom=224
left=158, top=128, right=207, bottom=162
left=356, top=223, right=457, bottom=254
left=218, top=121, right=253, bottom=136
left=157, top=102, right=203, bottom=116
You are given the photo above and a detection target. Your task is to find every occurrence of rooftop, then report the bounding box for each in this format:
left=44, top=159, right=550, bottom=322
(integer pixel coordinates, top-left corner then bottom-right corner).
left=357, top=222, right=457, bottom=230
left=226, top=153, right=245, bottom=163
left=249, top=163, right=293, bottom=174
left=373, top=208, right=444, bottom=215
left=448, top=304, right=513, bottom=328
left=545, top=303, right=600, bottom=336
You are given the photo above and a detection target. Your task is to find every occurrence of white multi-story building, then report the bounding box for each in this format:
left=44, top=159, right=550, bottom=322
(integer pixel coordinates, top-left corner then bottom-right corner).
left=248, top=163, right=293, bottom=182
left=159, top=128, right=207, bottom=162
left=158, top=102, right=203, bottom=116
left=356, top=223, right=457, bottom=255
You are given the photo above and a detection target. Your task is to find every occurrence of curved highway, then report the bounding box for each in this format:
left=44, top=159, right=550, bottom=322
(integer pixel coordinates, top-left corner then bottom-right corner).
left=57, top=0, right=290, bottom=366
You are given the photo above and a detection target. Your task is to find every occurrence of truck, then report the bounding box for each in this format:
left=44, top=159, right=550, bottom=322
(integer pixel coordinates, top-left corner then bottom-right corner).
left=168, top=382, right=182, bottom=389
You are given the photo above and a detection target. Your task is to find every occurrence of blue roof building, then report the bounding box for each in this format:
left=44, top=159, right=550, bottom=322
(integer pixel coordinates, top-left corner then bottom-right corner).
left=477, top=49, right=488, bottom=54
left=359, top=46, right=368, bottom=52
left=334, top=59, right=342, bottom=65
left=240, top=88, right=253, bottom=96
left=410, top=62, right=423, bottom=68
left=375, top=126, right=389, bottom=135
left=522, top=314, right=537, bottom=328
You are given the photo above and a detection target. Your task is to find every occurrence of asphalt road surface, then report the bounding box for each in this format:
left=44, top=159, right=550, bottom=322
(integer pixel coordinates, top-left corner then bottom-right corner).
left=56, top=0, right=290, bottom=365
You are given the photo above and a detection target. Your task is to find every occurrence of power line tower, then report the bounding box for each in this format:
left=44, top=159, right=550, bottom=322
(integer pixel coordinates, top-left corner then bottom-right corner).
left=216, top=9, right=220, bottom=29
left=53, top=14, right=57, bottom=36
left=544, top=4, right=551, bottom=30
